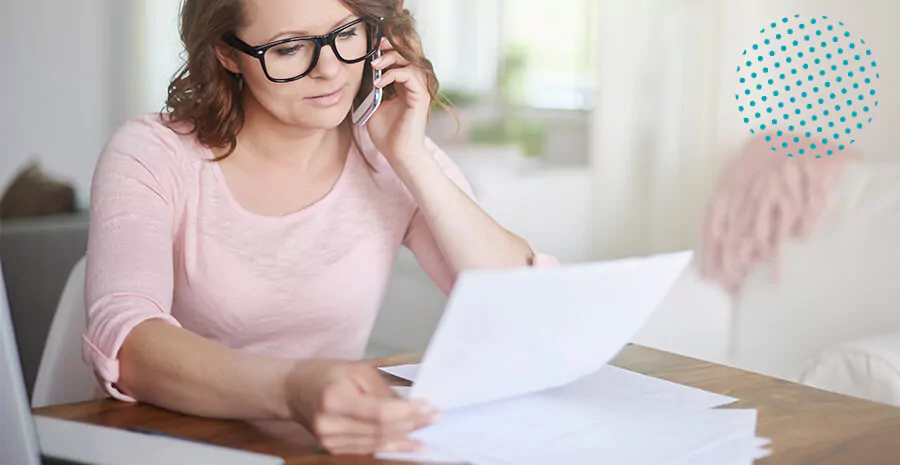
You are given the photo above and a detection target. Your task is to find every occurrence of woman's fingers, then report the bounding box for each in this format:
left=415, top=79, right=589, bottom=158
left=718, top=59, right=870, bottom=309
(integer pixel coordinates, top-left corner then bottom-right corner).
left=331, top=392, right=437, bottom=427
left=346, top=363, right=396, bottom=397
left=318, top=365, right=439, bottom=430
left=374, top=68, right=430, bottom=108
left=375, top=68, right=425, bottom=91
left=315, top=414, right=379, bottom=437
left=319, top=435, right=378, bottom=455
left=315, top=413, right=429, bottom=441
left=371, top=50, right=410, bottom=71
left=378, top=37, right=394, bottom=52
left=378, top=438, right=425, bottom=453
left=308, top=363, right=439, bottom=455
left=319, top=435, right=424, bottom=455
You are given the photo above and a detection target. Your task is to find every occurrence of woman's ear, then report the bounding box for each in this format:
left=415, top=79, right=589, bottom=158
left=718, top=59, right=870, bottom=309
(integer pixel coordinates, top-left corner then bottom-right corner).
left=215, top=42, right=242, bottom=75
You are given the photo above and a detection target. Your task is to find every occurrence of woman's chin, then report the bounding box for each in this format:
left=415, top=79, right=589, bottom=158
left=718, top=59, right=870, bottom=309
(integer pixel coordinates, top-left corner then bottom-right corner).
left=297, top=104, right=354, bottom=130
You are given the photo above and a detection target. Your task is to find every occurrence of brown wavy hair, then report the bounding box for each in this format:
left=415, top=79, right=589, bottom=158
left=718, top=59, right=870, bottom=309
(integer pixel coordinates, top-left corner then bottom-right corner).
left=163, top=0, right=447, bottom=159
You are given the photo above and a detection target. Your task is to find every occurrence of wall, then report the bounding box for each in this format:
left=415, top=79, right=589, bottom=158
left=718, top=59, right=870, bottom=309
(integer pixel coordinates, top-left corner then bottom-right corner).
left=0, top=0, right=184, bottom=208
left=0, top=0, right=117, bottom=207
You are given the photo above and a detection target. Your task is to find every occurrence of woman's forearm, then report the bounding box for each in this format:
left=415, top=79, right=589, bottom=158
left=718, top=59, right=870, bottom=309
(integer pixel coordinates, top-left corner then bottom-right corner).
left=116, top=319, right=294, bottom=421
left=392, top=149, right=534, bottom=272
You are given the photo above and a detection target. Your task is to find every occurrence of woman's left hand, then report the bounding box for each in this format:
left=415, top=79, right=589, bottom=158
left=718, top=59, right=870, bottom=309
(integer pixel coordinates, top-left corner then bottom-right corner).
left=365, top=38, right=431, bottom=167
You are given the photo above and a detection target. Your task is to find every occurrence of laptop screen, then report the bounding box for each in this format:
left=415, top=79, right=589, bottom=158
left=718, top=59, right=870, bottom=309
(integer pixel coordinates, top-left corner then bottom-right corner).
left=0, top=263, right=42, bottom=465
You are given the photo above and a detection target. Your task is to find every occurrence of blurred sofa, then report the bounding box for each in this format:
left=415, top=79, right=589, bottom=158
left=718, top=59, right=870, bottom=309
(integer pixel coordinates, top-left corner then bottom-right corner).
left=635, top=160, right=900, bottom=407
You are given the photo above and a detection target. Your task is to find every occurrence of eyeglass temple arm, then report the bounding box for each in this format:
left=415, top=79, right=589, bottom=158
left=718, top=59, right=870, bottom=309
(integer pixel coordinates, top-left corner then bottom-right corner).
left=223, top=34, right=262, bottom=57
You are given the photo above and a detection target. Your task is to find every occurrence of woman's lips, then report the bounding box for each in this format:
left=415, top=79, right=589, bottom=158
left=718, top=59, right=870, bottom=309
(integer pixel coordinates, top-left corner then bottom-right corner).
left=305, top=87, right=345, bottom=107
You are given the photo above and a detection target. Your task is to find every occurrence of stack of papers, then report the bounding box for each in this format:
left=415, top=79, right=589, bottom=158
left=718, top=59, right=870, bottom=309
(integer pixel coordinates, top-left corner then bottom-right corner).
left=380, top=364, right=770, bottom=465
left=375, top=251, right=771, bottom=465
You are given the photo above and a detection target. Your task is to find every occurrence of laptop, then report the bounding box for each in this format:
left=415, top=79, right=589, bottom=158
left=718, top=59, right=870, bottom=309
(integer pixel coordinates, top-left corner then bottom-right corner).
left=0, top=262, right=284, bottom=465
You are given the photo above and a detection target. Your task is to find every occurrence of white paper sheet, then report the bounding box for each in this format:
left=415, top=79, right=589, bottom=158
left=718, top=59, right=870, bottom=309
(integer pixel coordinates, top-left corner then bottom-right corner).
left=380, top=363, right=737, bottom=410
left=379, top=363, right=761, bottom=465
left=411, top=251, right=694, bottom=411
left=378, top=435, right=770, bottom=465
left=547, top=364, right=737, bottom=408
left=375, top=250, right=769, bottom=465
left=380, top=364, right=420, bottom=382
left=375, top=443, right=469, bottom=464
left=410, top=408, right=761, bottom=465
left=676, top=436, right=772, bottom=465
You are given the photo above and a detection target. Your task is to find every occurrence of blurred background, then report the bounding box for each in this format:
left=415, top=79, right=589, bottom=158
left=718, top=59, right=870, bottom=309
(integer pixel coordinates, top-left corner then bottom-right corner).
left=4, top=0, right=900, bottom=408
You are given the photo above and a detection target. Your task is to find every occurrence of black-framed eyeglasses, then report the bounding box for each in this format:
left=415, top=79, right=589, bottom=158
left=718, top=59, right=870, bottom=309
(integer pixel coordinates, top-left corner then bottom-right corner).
left=223, top=17, right=383, bottom=83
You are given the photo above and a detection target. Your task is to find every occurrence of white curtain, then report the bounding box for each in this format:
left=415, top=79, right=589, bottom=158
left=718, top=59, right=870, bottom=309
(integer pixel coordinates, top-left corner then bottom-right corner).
left=588, top=0, right=728, bottom=260
left=406, top=0, right=501, bottom=95
left=134, top=0, right=186, bottom=117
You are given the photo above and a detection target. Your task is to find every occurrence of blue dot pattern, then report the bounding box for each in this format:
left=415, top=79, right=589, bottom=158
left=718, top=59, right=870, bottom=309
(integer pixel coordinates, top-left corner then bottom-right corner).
left=736, top=15, right=880, bottom=158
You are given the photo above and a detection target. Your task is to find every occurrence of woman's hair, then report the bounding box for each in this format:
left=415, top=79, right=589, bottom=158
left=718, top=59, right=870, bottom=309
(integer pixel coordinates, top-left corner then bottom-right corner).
left=163, top=0, right=445, bottom=159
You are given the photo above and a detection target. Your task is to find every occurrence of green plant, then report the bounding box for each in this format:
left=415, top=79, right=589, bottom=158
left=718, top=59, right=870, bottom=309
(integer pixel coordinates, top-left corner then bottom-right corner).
left=434, top=89, right=483, bottom=110
left=499, top=44, right=529, bottom=105
left=468, top=117, right=547, bottom=157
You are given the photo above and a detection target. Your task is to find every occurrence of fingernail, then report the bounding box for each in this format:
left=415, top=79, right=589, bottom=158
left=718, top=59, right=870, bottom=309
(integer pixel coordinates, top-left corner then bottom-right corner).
left=429, top=412, right=444, bottom=424
left=380, top=442, right=401, bottom=453
left=416, top=402, right=438, bottom=416
left=382, top=440, right=421, bottom=453
left=373, top=77, right=383, bottom=87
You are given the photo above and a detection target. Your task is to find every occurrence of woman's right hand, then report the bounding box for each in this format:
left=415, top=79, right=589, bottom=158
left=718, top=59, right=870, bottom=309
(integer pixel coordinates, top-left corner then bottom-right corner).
left=284, top=360, right=442, bottom=455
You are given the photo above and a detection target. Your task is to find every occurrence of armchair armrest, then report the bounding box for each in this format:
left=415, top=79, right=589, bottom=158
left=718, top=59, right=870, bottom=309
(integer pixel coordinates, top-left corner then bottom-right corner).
left=798, top=332, right=900, bottom=407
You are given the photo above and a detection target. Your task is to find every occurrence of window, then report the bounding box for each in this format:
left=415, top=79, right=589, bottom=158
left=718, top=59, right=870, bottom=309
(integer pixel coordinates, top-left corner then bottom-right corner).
left=406, top=0, right=502, bottom=96
left=408, top=0, right=598, bottom=110
left=501, top=0, right=599, bottom=110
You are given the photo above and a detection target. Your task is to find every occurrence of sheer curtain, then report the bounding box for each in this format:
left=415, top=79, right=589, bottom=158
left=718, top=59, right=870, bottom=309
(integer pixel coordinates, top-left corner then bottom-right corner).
left=588, top=0, right=727, bottom=260
left=406, top=0, right=501, bottom=95
left=133, top=0, right=185, bottom=117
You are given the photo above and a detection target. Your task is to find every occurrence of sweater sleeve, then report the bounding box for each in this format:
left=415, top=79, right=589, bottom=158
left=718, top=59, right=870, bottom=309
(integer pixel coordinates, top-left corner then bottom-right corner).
left=82, top=117, right=186, bottom=402
left=401, top=139, right=559, bottom=296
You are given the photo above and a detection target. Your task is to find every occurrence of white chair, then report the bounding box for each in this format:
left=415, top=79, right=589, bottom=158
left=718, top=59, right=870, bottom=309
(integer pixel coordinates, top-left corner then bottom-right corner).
left=31, top=256, right=97, bottom=408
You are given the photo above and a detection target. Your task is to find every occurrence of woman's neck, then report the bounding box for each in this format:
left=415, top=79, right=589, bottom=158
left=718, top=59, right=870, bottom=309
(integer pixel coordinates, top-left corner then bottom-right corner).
left=233, top=91, right=346, bottom=173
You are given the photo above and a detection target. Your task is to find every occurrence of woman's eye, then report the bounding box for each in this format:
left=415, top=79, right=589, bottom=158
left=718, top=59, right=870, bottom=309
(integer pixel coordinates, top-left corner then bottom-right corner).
left=275, top=44, right=301, bottom=56
left=338, top=27, right=359, bottom=39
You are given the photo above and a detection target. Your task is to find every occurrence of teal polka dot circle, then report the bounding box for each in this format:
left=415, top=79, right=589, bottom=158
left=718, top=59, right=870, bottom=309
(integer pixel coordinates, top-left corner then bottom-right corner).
left=736, top=14, right=880, bottom=158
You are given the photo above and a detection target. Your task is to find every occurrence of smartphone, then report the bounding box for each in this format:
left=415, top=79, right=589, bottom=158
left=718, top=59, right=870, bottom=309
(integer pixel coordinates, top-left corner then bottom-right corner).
left=351, top=49, right=383, bottom=127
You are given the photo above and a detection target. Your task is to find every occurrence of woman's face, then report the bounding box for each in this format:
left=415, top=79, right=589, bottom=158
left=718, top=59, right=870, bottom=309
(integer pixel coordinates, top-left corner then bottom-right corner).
left=223, top=0, right=367, bottom=130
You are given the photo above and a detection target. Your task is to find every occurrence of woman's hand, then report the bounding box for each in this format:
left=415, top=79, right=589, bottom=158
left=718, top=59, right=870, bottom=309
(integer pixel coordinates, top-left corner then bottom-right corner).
left=365, top=38, right=432, bottom=167
left=284, top=360, right=441, bottom=455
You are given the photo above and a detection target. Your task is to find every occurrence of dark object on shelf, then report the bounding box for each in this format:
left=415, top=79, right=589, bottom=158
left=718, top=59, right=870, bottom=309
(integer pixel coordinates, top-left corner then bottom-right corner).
left=0, top=161, right=76, bottom=220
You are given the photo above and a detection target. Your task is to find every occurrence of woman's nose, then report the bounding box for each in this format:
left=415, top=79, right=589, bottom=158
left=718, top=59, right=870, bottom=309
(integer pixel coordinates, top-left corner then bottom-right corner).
left=310, top=45, right=342, bottom=80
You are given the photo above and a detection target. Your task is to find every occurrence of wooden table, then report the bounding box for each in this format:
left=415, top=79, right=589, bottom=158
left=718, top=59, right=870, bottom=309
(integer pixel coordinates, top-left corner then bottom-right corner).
left=33, top=345, right=900, bottom=465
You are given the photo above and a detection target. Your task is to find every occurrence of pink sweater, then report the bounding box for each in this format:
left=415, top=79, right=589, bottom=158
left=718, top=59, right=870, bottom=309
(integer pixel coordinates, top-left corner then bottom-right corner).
left=82, top=114, right=556, bottom=405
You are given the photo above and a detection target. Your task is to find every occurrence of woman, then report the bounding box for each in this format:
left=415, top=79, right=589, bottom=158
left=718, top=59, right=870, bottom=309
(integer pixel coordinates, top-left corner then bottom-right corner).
left=83, top=0, right=556, bottom=455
